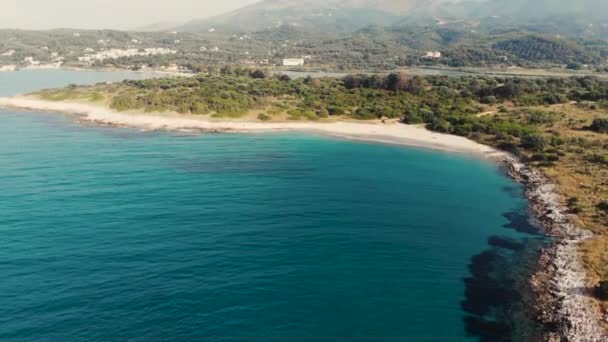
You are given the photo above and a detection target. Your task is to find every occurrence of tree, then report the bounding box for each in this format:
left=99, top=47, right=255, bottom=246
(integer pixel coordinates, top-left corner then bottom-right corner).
left=566, top=62, right=584, bottom=70
left=481, top=96, right=497, bottom=104
left=595, top=281, right=608, bottom=300
left=494, top=80, right=520, bottom=99
left=521, top=134, right=546, bottom=152
left=427, top=118, right=452, bottom=133
left=385, top=73, right=401, bottom=92
left=598, top=201, right=608, bottom=213
left=590, top=119, right=608, bottom=133
left=405, top=76, right=424, bottom=94
left=343, top=75, right=361, bottom=89
left=249, top=69, right=267, bottom=79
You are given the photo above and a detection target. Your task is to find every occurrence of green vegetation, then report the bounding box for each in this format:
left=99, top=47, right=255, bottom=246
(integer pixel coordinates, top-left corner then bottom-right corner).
left=43, top=73, right=608, bottom=166
left=591, top=118, right=608, bottom=133
left=599, top=201, right=608, bottom=213
left=257, top=113, right=271, bottom=121
left=38, top=86, right=107, bottom=103
left=2, top=24, right=608, bottom=72
left=494, top=36, right=603, bottom=66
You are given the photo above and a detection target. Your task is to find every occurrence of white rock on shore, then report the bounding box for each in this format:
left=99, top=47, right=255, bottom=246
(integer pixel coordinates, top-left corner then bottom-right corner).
left=504, top=156, right=607, bottom=341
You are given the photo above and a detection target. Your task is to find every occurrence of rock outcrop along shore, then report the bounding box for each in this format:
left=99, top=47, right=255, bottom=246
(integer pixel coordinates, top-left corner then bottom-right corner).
left=502, top=156, right=607, bottom=341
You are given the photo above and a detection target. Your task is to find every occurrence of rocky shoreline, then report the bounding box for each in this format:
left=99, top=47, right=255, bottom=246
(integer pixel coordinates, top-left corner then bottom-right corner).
left=501, top=155, right=607, bottom=341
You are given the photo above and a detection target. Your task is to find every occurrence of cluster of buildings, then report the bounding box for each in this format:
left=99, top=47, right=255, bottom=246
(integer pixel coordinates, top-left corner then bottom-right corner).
left=77, top=48, right=177, bottom=65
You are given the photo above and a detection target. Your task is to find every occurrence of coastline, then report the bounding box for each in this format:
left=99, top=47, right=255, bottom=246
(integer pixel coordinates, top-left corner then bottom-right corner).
left=502, top=157, right=607, bottom=341
left=0, top=96, right=606, bottom=340
left=0, top=66, right=194, bottom=78
left=0, top=97, right=502, bottom=157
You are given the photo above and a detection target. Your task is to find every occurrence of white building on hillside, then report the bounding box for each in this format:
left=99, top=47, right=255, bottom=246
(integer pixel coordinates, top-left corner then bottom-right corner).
left=283, top=58, right=304, bottom=66
left=23, top=56, right=40, bottom=65
left=423, top=51, right=442, bottom=59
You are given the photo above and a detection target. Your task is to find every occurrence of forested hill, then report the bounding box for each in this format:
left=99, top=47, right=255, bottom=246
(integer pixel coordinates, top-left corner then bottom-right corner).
left=175, top=0, right=439, bottom=33
left=492, top=35, right=606, bottom=65
left=2, top=0, right=608, bottom=72
left=438, top=0, right=608, bottom=21
left=174, top=0, right=608, bottom=36
left=2, top=26, right=608, bottom=71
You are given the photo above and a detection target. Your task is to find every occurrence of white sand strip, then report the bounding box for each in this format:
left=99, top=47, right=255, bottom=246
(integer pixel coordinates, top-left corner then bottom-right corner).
left=0, top=96, right=502, bottom=157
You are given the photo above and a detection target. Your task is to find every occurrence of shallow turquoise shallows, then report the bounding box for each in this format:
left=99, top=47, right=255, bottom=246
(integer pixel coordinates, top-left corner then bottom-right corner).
left=0, top=71, right=544, bottom=341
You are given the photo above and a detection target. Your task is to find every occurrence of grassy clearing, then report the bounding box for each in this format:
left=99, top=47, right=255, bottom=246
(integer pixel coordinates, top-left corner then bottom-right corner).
left=37, top=85, right=110, bottom=104
left=486, top=103, right=608, bottom=280
left=211, top=111, right=248, bottom=119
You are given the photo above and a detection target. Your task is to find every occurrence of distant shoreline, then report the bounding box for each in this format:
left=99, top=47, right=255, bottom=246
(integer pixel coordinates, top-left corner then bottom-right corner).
left=0, top=65, right=194, bottom=78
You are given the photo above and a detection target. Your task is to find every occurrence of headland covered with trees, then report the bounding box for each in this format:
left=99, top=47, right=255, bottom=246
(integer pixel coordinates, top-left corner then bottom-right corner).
left=29, top=70, right=608, bottom=263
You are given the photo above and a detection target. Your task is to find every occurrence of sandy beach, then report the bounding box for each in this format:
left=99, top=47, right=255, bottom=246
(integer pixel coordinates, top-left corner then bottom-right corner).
left=0, top=96, right=502, bottom=157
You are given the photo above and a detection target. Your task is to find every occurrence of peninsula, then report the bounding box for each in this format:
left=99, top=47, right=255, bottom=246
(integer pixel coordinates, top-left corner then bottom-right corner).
left=1, top=70, right=608, bottom=339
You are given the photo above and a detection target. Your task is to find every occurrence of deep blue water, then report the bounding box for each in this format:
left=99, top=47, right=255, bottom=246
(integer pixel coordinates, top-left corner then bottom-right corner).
left=0, top=71, right=544, bottom=341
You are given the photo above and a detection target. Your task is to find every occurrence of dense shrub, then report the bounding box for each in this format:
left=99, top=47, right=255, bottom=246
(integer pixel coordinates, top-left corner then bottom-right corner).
left=590, top=119, right=608, bottom=133
left=598, top=201, right=608, bottom=214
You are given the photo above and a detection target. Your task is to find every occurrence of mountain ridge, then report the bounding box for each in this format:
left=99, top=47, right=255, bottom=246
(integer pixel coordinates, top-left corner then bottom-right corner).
left=175, top=0, right=453, bottom=33
left=174, top=0, right=608, bottom=35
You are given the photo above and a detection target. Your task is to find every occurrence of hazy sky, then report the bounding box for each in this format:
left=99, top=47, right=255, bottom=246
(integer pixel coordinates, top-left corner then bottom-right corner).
left=0, top=0, right=261, bottom=30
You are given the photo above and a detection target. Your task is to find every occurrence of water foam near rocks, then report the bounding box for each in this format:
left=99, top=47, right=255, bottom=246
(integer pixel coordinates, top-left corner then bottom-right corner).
left=503, top=156, right=607, bottom=341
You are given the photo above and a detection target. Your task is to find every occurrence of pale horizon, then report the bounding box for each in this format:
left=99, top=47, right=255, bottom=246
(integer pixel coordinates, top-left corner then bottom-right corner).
left=0, top=0, right=261, bottom=30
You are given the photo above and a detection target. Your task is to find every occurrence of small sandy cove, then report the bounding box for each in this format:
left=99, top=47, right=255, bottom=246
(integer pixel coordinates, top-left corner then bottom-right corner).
left=0, top=96, right=503, bottom=157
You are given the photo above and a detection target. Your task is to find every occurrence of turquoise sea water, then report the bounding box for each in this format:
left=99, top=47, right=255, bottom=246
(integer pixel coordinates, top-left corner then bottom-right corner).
left=0, top=71, right=544, bottom=341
